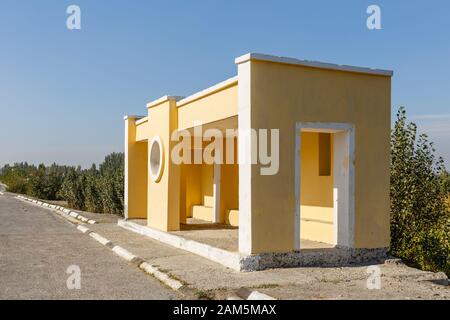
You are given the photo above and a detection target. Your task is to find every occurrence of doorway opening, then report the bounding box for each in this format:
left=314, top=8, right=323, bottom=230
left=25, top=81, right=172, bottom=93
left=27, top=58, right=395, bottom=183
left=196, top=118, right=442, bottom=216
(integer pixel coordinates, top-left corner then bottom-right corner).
left=295, top=123, right=355, bottom=250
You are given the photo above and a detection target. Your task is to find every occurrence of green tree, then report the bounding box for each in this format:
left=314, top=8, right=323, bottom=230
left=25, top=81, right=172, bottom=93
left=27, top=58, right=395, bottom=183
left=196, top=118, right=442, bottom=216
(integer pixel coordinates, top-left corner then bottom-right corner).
left=59, top=166, right=85, bottom=210
left=0, top=162, right=36, bottom=194
left=82, top=164, right=102, bottom=213
left=98, top=153, right=124, bottom=215
left=390, top=107, right=450, bottom=275
left=1, top=153, right=125, bottom=216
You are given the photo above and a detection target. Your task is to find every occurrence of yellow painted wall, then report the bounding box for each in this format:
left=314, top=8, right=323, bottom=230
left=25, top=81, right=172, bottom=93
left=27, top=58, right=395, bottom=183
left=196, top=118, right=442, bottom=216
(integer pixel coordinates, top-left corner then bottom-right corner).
left=180, top=162, right=201, bottom=222
left=300, top=132, right=334, bottom=243
left=201, top=163, right=214, bottom=202
left=125, top=117, right=148, bottom=218
left=248, top=59, right=391, bottom=253
left=180, top=162, right=214, bottom=221
left=147, top=98, right=180, bottom=231
left=135, top=119, right=148, bottom=142
left=220, top=163, right=239, bottom=221
left=177, top=83, right=238, bottom=130
left=127, top=80, right=239, bottom=231
left=188, top=163, right=213, bottom=221
left=300, top=132, right=333, bottom=207
left=220, top=137, right=239, bottom=224
left=179, top=138, right=239, bottom=225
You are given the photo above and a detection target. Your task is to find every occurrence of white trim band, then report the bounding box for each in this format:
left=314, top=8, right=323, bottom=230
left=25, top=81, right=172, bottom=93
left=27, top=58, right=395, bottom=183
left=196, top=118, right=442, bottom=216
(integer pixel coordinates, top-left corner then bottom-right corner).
left=235, top=53, right=393, bottom=77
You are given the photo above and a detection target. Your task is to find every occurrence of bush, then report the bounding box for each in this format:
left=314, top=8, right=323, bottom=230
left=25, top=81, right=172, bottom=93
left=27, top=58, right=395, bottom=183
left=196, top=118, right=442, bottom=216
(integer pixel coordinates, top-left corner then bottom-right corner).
left=390, top=107, right=450, bottom=275
left=4, top=178, right=29, bottom=194
left=0, top=162, right=35, bottom=194
left=0, top=153, right=125, bottom=216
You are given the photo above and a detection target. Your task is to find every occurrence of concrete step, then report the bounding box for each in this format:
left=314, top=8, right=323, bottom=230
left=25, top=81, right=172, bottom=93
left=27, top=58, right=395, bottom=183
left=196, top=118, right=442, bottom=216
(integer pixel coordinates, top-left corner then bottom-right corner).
left=300, top=219, right=333, bottom=244
left=204, top=196, right=214, bottom=208
left=191, top=205, right=213, bottom=221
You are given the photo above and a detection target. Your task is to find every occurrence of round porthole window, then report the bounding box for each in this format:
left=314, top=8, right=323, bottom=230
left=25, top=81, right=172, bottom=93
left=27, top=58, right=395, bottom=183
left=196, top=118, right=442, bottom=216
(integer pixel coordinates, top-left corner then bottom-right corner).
left=149, top=136, right=164, bottom=182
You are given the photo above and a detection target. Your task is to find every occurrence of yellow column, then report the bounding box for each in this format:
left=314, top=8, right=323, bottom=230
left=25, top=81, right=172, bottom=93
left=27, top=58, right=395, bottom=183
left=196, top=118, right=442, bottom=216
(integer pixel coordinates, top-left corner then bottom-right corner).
left=124, top=116, right=148, bottom=219
left=146, top=96, right=182, bottom=231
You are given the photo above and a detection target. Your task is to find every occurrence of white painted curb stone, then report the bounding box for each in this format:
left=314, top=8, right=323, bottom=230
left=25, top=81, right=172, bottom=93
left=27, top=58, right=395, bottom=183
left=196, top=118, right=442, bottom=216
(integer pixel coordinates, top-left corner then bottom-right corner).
left=226, top=295, right=244, bottom=300
left=90, top=232, right=112, bottom=247
left=112, top=245, right=139, bottom=262
left=77, top=225, right=91, bottom=234
left=16, top=196, right=98, bottom=225
left=139, top=262, right=184, bottom=290
left=69, top=211, right=79, bottom=218
left=247, top=291, right=276, bottom=300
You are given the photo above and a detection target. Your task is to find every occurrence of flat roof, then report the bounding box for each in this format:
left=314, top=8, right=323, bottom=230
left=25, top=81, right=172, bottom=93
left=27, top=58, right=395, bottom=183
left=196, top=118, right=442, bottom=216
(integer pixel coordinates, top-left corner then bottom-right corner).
left=146, top=95, right=185, bottom=109
left=135, top=116, right=148, bottom=125
left=123, top=115, right=145, bottom=120
left=235, top=53, right=393, bottom=77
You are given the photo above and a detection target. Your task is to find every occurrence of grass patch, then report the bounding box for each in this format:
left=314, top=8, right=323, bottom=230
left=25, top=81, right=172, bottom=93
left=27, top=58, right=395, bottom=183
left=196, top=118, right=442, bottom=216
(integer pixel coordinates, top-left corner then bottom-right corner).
left=193, top=289, right=214, bottom=300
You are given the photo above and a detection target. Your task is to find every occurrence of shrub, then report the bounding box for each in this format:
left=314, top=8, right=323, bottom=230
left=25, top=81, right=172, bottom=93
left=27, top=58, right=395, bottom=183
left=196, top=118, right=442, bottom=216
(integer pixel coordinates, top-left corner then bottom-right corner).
left=4, top=177, right=29, bottom=194
left=390, top=107, right=450, bottom=275
left=0, top=162, right=35, bottom=194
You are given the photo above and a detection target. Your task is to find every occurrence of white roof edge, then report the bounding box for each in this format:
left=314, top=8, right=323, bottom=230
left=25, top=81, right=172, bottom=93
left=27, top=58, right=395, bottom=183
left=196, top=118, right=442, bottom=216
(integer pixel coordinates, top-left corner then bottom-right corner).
left=124, top=115, right=146, bottom=120
left=146, top=95, right=185, bottom=109
left=135, top=116, right=148, bottom=125
left=235, top=53, right=393, bottom=77
left=177, top=76, right=238, bottom=107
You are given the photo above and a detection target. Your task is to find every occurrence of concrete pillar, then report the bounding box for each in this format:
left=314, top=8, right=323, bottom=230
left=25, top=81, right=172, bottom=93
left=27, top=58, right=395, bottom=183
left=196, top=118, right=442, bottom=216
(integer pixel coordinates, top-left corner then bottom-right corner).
left=146, top=96, right=183, bottom=231
left=124, top=115, right=148, bottom=219
left=236, top=58, right=253, bottom=255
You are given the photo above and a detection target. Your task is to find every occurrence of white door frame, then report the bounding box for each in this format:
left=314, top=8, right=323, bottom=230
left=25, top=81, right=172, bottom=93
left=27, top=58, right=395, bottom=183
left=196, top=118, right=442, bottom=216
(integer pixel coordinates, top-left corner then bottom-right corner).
left=294, top=122, right=355, bottom=250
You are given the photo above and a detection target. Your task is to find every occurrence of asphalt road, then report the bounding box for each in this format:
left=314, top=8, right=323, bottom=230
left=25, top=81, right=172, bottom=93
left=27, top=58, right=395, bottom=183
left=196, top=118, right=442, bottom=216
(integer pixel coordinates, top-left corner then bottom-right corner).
left=0, top=192, right=180, bottom=299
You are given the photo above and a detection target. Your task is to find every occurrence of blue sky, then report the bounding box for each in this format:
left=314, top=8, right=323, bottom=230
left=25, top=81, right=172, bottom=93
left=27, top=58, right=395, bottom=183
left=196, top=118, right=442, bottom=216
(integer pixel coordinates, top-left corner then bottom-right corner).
left=1, top=0, right=449, bottom=167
